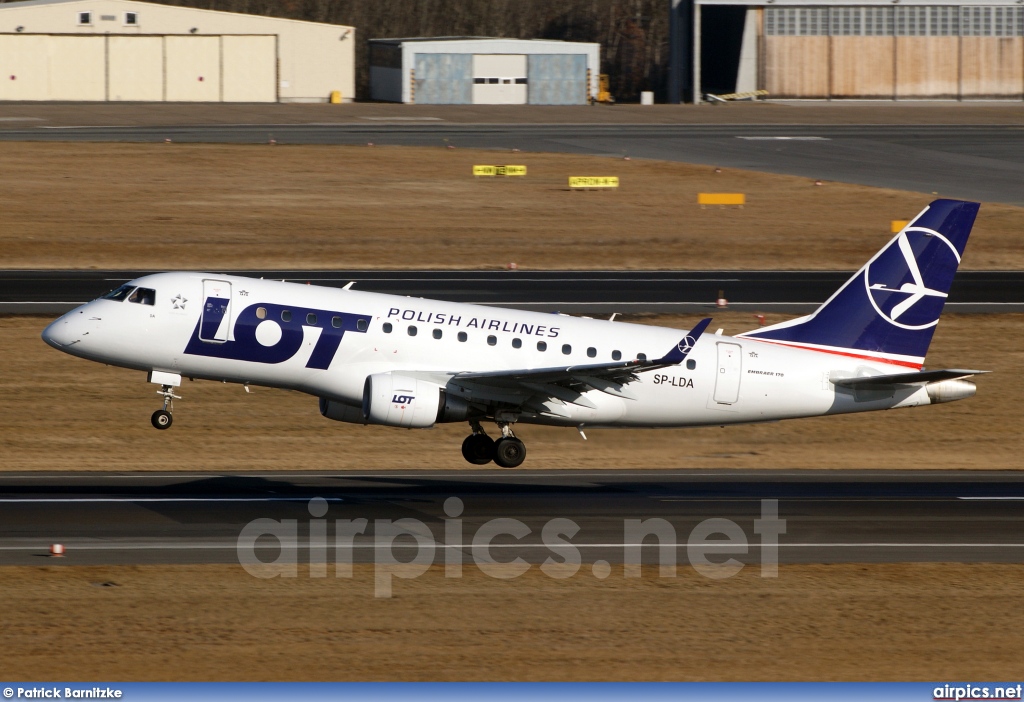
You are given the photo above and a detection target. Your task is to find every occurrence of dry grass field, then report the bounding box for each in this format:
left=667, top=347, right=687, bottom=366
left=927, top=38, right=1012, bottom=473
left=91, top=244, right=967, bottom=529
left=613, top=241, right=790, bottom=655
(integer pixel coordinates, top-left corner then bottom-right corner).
left=2, top=310, right=1018, bottom=471
left=1, top=142, right=1023, bottom=271
left=2, top=562, right=1023, bottom=681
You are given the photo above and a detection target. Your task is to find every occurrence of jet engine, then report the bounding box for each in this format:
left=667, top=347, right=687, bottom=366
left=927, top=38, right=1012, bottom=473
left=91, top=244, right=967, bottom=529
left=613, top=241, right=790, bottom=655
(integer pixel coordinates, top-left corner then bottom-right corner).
left=361, top=373, right=473, bottom=428
left=926, top=379, right=977, bottom=404
left=318, top=398, right=367, bottom=424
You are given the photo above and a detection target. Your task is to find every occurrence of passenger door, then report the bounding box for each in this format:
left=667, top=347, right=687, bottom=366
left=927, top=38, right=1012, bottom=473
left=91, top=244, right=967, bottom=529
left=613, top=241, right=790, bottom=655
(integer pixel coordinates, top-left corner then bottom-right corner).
left=713, top=342, right=743, bottom=404
left=199, top=279, right=232, bottom=343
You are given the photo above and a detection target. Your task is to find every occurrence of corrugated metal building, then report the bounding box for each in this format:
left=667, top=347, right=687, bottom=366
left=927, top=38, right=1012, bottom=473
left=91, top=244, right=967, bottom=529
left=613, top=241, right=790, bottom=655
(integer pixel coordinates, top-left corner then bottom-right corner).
left=0, top=0, right=355, bottom=102
left=692, top=0, right=1024, bottom=102
left=368, top=37, right=601, bottom=105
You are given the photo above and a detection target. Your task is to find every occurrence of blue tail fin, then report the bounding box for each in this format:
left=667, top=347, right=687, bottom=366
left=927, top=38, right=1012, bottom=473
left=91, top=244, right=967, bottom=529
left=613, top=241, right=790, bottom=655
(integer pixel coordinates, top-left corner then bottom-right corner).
left=739, top=199, right=978, bottom=368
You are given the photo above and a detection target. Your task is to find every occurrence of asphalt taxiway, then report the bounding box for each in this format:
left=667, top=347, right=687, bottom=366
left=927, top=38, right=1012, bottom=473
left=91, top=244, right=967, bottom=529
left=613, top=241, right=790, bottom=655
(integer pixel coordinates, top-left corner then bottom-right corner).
left=4, top=269, right=1023, bottom=315
left=2, top=123, right=1022, bottom=205
left=1, top=470, right=1021, bottom=567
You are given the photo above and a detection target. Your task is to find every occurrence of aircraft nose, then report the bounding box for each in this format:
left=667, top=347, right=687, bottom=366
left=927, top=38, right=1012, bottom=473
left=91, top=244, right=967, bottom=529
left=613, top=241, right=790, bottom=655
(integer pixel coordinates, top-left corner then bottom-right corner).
left=41, top=309, right=85, bottom=348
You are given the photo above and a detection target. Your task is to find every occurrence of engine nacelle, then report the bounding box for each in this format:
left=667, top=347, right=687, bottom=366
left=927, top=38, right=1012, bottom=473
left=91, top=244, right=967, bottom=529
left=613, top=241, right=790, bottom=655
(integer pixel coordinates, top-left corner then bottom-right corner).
left=319, top=398, right=367, bottom=424
left=926, top=379, right=977, bottom=404
left=362, top=373, right=473, bottom=428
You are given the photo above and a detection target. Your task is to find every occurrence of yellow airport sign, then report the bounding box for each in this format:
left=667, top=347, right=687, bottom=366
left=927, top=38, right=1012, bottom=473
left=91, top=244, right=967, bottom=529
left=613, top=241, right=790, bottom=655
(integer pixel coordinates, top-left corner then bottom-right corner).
left=698, top=193, right=745, bottom=206
left=473, top=165, right=527, bottom=177
left=569, top=176, right=619, bottom=189
left=891, top=220, right=910, bottom=233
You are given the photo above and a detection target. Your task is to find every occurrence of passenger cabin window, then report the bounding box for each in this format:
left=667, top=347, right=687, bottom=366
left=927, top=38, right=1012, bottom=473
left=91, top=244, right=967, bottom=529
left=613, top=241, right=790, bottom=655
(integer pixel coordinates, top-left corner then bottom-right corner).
left=487, top=335, right=497, bottom=346
left=332, top=316, right=342, bottom=329
left=356, top=319, right=367, bottom=331
left=408, top=325, right=417, bottom=336
left=306, top=313, right=317, bottom=325
left=562, top=344, right=572, bottom=355
left=612, top=350, right=621, bottom=361
left=512, top=338, right=522, bottom=349
left=281, top=310, right=292, bottom=322
left=383, top=322, right=393, bottom=333
left=587, top=347, right=597, bottom=358
left=537, top=341, right=547, bottom=351
left=256, top=307, right=267, bottom=320
left=458, top=331, right=468, bottom=342
left=686, top=359, right=697, bottom=370
left=103, top=284, right=134, bottom=302
left=128, top=287, right=155, bottom=305
left=433, top=329, right=442, bottom=339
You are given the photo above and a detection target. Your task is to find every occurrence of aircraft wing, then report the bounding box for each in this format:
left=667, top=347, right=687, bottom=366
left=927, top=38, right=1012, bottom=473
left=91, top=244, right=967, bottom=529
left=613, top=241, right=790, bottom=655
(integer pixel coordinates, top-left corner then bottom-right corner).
left=449, top=318, right=711, bottom=411
left=831, top=369, right=989, bottom=388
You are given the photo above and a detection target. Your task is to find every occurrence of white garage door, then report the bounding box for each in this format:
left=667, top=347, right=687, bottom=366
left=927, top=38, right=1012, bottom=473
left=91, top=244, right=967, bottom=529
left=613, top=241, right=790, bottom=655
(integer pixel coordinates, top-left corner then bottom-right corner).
left=165, top=36, right=221, bottom=102
left=0, top=35, right=104, bottom=101
left=472, top=54, right=527, bottom=104
left=0, top=34, right=276, bottom=102
left=109, top=37, right=163, bottom=102
left=222, top=36, right=277, bottom=103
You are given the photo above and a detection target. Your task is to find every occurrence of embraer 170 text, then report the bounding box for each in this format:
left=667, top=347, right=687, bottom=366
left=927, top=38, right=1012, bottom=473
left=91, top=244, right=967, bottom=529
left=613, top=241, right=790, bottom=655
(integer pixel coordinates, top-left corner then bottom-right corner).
left=42, top=200, right=987, bottom=467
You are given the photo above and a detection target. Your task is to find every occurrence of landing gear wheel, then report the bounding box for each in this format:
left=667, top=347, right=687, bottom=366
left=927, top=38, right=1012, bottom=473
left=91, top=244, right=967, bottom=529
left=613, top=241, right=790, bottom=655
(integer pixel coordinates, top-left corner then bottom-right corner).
left=493, top=437, right=526, bottom=468
left=151, top=409, right=173, bottom=430
left=461, top=433, right=495, bottom=465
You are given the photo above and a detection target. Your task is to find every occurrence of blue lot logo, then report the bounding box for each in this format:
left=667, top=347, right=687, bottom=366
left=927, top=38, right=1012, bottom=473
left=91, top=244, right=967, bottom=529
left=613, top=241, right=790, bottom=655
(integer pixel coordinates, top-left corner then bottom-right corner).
left=184, top=300, right=371, bottom=369
left=392, top=395, right=414, bottom=405
left=865, top=229, right=959, bottom=330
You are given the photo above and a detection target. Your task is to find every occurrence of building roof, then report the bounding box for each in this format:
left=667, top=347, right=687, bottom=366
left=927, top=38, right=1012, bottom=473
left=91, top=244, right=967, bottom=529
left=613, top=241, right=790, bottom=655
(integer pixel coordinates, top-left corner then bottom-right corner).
left=0, top=0, right=354, bottom=28
left=368, top=36, right=597, bottom=45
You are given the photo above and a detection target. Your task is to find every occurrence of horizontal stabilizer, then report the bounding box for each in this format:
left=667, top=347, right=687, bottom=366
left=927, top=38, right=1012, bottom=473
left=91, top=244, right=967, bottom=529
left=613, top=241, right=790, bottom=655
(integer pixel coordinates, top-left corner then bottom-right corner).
left=831, top=369, right=989, bottom=388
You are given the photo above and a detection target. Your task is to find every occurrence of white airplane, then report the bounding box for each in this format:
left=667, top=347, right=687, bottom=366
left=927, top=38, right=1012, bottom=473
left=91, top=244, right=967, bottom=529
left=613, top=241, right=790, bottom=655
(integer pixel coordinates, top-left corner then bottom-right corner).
left=42, top=199, right=987, bottom=467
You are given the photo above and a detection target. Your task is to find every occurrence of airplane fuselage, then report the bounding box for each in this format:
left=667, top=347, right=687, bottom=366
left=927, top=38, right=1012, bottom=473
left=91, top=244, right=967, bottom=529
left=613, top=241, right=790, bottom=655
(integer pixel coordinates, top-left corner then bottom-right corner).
left=43, top=272, right=941, bottom=430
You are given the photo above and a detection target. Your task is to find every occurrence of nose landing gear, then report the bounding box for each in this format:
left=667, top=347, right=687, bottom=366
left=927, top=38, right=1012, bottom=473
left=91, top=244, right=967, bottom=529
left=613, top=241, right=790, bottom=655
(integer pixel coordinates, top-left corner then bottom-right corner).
left=151, top=384, right=180, bottom=430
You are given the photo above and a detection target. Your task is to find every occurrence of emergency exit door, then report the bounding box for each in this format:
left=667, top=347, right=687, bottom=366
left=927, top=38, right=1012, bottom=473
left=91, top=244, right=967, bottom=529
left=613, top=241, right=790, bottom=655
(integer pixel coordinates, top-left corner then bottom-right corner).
left=200, top=279, right=232, bottom=343
left=714, top=342, right=742, bottom=404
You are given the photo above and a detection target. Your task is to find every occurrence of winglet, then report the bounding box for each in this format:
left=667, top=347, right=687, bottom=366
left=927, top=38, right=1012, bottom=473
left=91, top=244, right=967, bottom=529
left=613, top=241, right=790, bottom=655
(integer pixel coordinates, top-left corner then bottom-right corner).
left=657, top=318, right=712, bottom=365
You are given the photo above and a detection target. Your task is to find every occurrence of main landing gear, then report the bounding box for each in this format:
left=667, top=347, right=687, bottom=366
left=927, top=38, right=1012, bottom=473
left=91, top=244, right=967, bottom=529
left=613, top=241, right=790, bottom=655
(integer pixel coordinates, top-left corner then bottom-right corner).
left=461, top=419, right=526, bottom=468
left=151, top=384, right=180, bottom=430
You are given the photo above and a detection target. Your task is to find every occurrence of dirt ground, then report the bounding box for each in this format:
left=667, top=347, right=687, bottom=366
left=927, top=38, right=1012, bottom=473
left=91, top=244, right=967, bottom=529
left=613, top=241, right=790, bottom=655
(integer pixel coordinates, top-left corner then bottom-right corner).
left=3, top=311, right=1017, bottom=471
left=1, top=562, right=1022, bottom=681
left=1, top=142, right=1022, bottom=271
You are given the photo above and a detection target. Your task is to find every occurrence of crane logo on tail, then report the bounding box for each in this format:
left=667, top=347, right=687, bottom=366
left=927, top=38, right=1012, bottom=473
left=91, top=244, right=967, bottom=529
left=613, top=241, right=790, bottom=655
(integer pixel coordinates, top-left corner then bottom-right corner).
left=864, top=227, right=960, bottom=331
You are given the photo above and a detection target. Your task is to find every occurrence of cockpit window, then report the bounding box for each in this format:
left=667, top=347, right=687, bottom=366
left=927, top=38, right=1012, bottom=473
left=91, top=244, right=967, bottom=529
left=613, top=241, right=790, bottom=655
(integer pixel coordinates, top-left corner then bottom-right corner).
left=128, top=287, right=156, bottom=306
left=103, top=284, right=135, bottom=302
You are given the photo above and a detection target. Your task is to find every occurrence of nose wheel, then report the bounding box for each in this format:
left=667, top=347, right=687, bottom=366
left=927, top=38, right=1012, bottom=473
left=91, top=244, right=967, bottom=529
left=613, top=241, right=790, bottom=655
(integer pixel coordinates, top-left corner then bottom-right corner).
left=151, top=383, right=180, bottom=431
left=151, top=409, right=173, bottom=429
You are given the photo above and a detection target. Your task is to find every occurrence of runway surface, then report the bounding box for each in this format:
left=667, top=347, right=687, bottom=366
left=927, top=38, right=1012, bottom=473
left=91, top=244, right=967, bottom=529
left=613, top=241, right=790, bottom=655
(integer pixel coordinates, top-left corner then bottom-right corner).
left=3, top=123, right=1023, bottom=205
left=1, top=470, right=1022, bottom=567
left=4, top=269, right=1023, bottom=315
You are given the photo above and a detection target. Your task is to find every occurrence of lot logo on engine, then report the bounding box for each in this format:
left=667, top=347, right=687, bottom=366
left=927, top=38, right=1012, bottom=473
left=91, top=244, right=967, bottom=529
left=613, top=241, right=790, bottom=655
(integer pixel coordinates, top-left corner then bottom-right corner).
left=392, top=394, right=414, bottom=407
left=184, top=301, right=371, bottom=369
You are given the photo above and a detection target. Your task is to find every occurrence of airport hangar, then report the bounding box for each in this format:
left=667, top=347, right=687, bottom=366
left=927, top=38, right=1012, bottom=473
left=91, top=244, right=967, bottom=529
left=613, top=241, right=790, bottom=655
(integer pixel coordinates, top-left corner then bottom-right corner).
left=368, top=37, right=602, bottom=105
left=0, top=0, right=355, bottom=102
left=687, top=0, right=1024, bottom=102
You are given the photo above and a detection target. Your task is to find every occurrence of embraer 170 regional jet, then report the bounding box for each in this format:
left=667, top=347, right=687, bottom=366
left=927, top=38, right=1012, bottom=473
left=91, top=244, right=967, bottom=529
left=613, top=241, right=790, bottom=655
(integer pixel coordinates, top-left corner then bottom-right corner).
left=43, top=199, right=986, bottom=467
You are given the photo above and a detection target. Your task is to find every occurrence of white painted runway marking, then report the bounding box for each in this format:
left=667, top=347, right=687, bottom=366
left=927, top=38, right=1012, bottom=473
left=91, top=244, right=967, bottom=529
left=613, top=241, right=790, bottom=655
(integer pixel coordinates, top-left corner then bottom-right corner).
left=0, top=497, right=343, bottom=503
left=958, top=497, right=1024, bottom=500
left=1, top=543, right=1023, bottom=552
left=736, top=136, right=831, bottom=141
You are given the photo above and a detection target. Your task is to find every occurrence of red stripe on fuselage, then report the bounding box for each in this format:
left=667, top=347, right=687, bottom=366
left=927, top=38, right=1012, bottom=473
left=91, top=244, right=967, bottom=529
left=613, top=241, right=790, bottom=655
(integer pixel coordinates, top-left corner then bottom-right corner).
left=743, top=338, right=923, bottom=369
